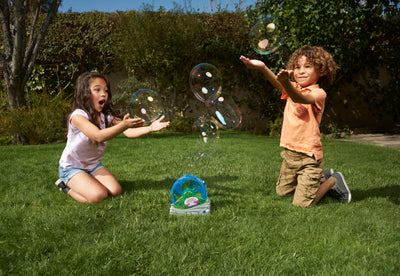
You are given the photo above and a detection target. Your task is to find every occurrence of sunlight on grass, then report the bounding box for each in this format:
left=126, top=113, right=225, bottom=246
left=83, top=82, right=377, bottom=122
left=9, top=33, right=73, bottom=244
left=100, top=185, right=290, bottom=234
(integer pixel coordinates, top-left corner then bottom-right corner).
left=1, top=132, right=399, bottom=274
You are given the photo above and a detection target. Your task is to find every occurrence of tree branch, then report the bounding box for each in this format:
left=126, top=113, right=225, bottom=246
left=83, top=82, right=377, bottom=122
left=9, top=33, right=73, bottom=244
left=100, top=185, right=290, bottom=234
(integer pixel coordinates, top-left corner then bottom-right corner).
left=22, top=0, right=61, bottom=88
left=23, top=1, right=41, bottom=71
left=0, top=0, right=13, bottom=65
left=11, top=0, right=27, bottom=80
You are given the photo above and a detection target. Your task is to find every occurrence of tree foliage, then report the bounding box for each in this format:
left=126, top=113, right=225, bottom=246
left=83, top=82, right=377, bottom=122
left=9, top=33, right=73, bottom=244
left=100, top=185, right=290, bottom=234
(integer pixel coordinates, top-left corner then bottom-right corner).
left=250, top=0, right=400, bottom=131
left=0, top=0, right=61, bottom=109
left=37, top=11, right=120, bottom=93
left=2, top=1, right=399, bottom=144
left=116, top=10, right=248, bottom=119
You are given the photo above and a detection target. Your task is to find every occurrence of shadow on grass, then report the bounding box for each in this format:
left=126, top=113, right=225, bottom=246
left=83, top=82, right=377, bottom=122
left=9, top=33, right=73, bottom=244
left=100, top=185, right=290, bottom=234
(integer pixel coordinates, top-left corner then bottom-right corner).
left=120, top=174, right=240, bottom=192
left=120, top=178, right=175, bottom=191
left=351, top=185, right=400, bottom=205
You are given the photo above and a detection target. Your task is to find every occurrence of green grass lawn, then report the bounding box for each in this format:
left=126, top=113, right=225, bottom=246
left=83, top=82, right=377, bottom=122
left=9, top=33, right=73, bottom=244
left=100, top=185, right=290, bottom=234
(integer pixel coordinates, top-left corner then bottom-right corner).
left=1, top=132, right=399, bottom=275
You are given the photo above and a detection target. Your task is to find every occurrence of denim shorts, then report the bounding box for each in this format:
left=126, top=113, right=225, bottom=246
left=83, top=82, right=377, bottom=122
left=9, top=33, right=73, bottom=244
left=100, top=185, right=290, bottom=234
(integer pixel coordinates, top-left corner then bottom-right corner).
left=59, top=162, right=104, bottom=185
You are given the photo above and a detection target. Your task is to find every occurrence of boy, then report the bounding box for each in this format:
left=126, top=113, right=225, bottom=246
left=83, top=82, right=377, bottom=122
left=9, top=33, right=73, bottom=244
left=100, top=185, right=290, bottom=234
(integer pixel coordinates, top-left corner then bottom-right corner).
left=240, top=45, right=351, bottom=207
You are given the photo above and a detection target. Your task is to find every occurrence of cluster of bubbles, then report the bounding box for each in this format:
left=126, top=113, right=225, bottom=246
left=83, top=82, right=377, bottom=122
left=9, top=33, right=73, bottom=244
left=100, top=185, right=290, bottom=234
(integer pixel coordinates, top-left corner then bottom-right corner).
left=189, top=63, right=242, bottom=159
left=191, top=116, right=219, bottom=159
left=129, top=14, right=285, bottom=161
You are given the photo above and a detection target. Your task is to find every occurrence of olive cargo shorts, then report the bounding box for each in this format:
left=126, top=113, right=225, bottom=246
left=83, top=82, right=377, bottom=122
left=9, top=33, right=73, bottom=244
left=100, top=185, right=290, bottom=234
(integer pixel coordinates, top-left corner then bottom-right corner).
left=276, top=149, right=324, bottom=207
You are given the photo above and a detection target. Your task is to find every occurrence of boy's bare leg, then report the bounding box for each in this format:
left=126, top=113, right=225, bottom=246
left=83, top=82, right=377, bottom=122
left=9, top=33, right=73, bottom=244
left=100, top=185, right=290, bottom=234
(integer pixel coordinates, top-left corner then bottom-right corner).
left=312, top=176, right=337, bottom=206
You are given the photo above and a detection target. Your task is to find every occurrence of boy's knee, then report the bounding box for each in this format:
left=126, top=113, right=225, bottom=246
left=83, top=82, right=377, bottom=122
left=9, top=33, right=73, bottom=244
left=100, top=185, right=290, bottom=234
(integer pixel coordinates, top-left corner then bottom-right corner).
left=276, top=186, right=294, bottom=197
left=292, top=199, right=314, bottom=208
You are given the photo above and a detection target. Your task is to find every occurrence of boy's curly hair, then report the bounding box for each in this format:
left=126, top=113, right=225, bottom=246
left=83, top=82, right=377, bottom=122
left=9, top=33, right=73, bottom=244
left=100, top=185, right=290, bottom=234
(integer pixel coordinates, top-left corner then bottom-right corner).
left=287, top=45, right=339, bottom=88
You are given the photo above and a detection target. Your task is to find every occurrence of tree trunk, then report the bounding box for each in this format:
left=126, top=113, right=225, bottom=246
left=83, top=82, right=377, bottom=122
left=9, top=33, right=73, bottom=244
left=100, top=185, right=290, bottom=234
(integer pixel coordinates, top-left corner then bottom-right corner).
left=0, top=0, right=61, bottom=144
left=4, top=73, right=25, bottom=110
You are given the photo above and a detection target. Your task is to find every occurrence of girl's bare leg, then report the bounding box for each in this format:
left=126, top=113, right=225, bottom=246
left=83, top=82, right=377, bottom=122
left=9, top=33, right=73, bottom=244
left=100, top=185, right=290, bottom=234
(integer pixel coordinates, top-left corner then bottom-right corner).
left=92, top=167, right=122, bottom=197
left=66, top=168, right=121, bottom=203
left=66, top=172, right=109, bottom=203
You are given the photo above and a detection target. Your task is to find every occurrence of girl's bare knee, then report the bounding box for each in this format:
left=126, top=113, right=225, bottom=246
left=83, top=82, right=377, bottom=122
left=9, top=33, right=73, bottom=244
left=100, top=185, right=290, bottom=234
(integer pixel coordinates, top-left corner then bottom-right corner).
left=87, top=189, right=108, bottom=203
left=109, top=185, right=121, bottom=197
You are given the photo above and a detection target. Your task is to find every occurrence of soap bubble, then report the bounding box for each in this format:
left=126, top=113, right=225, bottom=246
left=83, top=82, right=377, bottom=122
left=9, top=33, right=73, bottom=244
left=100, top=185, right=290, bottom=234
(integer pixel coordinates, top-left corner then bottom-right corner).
left=189, top=63, right=222, bottom=102
left=129, top=89, right=163, bottom=123
left=206, top=91, right=242, bottom=130
left=249, top=16, right=284, bottom=55
left=192, top=117, right=219, bottom=158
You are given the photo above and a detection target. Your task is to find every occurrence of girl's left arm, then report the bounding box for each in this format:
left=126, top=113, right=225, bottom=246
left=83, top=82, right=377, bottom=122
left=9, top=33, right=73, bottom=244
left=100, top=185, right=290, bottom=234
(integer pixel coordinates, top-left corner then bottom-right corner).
left=119, top=115, right=170, bottom=138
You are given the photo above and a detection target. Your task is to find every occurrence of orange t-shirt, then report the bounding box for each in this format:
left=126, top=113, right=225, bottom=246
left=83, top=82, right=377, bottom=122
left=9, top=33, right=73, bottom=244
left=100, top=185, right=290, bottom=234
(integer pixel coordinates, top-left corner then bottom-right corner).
left=280, top=83, right=326, bottom=160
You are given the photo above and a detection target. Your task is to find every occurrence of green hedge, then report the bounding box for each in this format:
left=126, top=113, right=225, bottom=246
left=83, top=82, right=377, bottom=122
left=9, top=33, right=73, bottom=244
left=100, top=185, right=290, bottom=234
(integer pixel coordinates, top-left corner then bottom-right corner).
left=28, top=2, right=400, bottom=134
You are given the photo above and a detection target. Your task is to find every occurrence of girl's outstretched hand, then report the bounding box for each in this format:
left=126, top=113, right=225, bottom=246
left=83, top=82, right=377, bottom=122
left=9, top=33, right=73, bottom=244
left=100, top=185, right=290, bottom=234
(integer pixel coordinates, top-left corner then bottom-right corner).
left=122, top=113, right=145, bottom=128
left=240, top=55, right=266, bottom=70
left=149, top=115, right=170, bottom=132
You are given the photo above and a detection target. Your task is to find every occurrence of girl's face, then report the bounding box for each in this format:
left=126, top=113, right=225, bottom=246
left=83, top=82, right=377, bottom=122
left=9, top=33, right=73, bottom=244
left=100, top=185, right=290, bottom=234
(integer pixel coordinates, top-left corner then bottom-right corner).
left=293, top=55, right=320, bottom=88
left=89, top=77, right=108, bottom=114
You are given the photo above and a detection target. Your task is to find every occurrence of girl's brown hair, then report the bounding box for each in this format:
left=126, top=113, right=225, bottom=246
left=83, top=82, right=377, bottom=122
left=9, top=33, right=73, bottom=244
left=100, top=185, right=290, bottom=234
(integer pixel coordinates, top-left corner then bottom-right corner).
left=287, top=45, right=339, bottom=88
left=72, top=72, right=120, bottom=128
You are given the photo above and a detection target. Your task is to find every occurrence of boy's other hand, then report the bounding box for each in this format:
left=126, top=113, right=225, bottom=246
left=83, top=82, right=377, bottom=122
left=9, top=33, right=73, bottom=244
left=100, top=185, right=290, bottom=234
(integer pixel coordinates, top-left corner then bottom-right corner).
left=277, top=69, right=293, bottom=84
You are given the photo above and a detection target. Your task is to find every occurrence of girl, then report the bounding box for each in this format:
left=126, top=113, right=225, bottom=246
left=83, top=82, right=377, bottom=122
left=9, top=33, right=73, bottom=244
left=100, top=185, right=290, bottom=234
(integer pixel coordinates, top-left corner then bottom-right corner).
left=56, top=72, right=169, bottom=203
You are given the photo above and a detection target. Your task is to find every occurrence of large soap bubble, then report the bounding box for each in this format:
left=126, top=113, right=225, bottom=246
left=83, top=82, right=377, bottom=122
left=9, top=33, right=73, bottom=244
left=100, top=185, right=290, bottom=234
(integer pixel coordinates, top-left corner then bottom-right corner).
left=192, top=117, right=219, bottom=158
left=189, top=63, right=222, bottom=103
left=206, top=92, right=242, bottom=130
left=129, top=89, right=163, bottom=123
left=249, top=16, right=285, bottom=55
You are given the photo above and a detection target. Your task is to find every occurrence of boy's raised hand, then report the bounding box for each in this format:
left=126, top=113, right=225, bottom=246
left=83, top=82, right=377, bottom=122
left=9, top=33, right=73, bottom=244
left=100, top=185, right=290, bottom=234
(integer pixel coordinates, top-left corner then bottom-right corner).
left=277, top=69, right=294, bottom=84
left=149, top=115, right=170, bottom=132
left=240, top=55, right=266, bottom=70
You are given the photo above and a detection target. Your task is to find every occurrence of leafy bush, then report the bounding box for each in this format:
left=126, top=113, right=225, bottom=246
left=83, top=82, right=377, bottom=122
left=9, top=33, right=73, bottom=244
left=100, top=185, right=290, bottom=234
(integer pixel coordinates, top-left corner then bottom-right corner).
left=168, top=116, right=196, bottom=132
left=267, top=117, right=283, bottom=137
left=5, top=3, right=398, bottom=141
left=0, top=92, right=71, bottom=145
left=37, top=12, right=121, bottom=95
left=112, top=74, right=156, bottom=116
left=250, top=0, right=400, bottom=132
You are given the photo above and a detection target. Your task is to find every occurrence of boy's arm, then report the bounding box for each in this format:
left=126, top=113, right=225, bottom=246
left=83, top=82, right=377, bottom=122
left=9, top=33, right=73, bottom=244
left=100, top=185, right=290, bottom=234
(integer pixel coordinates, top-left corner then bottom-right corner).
left=277, top=70, right=315, bottom=104
left=240, top=56, right=285, bottom=92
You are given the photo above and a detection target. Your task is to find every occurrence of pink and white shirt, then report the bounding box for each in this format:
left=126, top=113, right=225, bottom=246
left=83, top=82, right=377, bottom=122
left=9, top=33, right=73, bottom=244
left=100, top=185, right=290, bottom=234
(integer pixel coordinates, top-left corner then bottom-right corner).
left=59, top=109, right=113, bottom=170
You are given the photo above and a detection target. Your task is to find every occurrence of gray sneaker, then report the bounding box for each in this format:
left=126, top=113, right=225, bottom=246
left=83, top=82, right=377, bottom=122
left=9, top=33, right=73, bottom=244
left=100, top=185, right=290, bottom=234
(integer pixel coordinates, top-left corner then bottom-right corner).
left=329, top=172, right=351, bottom=203
left=322, top=169, right=334, bottom=180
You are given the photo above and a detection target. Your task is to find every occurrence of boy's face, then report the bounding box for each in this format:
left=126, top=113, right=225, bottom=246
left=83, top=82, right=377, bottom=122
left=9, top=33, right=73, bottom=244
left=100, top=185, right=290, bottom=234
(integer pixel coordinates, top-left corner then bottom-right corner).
left=293, top=56, right=320, bottom=88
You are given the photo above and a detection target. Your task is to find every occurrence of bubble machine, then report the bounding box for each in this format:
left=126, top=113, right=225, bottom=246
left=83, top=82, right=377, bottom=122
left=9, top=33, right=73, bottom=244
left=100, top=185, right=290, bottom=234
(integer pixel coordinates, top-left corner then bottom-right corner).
left=169, top=175, right=211, bottom=215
